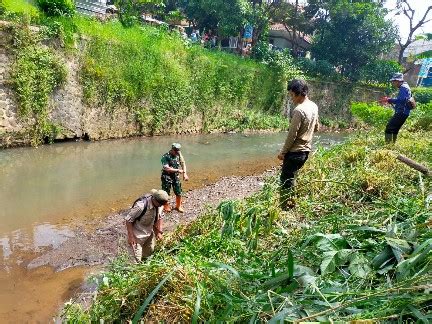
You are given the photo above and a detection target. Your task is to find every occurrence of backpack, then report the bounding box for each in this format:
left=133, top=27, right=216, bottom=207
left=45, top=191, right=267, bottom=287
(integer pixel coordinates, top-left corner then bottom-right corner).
left=131, top=194, right=154, bottom=221
left=407, top=96, right=416, bottom=110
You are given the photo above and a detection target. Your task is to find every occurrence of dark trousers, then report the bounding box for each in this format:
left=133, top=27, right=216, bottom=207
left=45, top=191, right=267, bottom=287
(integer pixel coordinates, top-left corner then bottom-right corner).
left=280, top=152, right=309, bottom=203
left=385, top=113, right=408, bottom=135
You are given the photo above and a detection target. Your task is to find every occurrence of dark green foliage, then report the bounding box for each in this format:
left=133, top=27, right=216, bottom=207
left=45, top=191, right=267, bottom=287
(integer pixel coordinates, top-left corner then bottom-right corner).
left=360, top=60, right=403, bottom=85
left=413, top=87, right=432, bottom=104
left=36, top=0, right=75, bottom=17
left=295, top=58, right=339, bottom=80
left=312, top=1, right=397, bottom=81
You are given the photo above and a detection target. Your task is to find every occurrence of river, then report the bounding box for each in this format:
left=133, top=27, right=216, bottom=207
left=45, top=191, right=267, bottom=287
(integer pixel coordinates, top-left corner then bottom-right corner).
left=0, top=132, right=346, bottom=323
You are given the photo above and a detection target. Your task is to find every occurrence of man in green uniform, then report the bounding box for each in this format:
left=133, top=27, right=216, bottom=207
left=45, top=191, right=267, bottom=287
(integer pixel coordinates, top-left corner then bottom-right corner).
left=161, top=143, right=189, bottom=213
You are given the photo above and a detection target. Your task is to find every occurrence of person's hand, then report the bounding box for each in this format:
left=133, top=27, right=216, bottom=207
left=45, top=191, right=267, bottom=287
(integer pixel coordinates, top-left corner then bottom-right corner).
left=156, top=232, right=163, bottom=240
left=277, top=153, right=285, bottom=161
left=177, top=168, right=184, bottom=174
left=379, top=96, right=389, bottom=105
left=183, top=173, right=189, bottom=181
left=128, top=233, right=137, bottom=246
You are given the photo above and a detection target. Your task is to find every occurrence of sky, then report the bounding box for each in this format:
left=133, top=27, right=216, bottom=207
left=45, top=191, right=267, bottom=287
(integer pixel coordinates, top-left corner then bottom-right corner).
left=384, top=0, right=432, bottom=42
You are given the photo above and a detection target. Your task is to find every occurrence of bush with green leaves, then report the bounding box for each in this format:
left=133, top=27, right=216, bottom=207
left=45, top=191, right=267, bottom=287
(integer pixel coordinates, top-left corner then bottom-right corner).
left=351, top=101, right=392, bottom=127
left=36, top=0, right=75, bottom=17
left=407, top=102, right=432, bottom=131
left=413, top=87, right=432, bottom=104
left=360, top=60, right=403, bottom=85
left=296, top=58, right=339, bottom=80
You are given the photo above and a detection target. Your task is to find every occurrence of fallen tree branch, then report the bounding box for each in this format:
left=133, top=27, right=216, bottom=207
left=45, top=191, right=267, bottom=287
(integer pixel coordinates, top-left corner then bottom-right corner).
left=396, top=154, right=430, bottom=175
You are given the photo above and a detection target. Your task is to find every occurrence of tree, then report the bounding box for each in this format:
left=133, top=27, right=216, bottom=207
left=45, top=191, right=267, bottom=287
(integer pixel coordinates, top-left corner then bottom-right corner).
left=115, top=0, right=164, bottom=26
left=182, top=0, right=248, bottom=39
left=393, top=0, right=432, bottom=64
left=312, top=1, right=397, bottom=81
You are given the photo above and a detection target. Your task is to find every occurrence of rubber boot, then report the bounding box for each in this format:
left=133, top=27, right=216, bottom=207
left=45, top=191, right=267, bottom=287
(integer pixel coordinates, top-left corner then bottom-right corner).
left=163, top=202, right=172, bottom=213
left=175, top=195, right=184, bottom=213
left=392, top=133, right=397, bottom=143
left=385, top=133, right=393, bottom=144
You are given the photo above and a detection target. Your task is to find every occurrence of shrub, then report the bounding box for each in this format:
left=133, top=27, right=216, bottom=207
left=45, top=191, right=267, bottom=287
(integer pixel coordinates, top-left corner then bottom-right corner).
left=351, top=101, right=392, bottom=127
left=296, top=58, right=339, bottom=80
left=36, top=0, right=75, bottom=17
left=11, top=45, right=67, bottom=144
left=407, top=102, right=432, bottom=131
left=412, top=87, right=432, bottom=104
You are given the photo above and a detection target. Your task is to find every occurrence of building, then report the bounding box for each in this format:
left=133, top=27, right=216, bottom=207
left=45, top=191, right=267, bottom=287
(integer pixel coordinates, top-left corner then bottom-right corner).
left=268, top=23, right=311, bottom=55
left=75, top=0, right=108, bottom=16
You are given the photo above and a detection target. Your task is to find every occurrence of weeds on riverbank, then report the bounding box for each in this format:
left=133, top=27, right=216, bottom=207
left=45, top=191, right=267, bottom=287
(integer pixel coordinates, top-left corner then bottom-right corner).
left=63, top=131, right=431, bottom=322
left=351, top=101, right=432, bottom=131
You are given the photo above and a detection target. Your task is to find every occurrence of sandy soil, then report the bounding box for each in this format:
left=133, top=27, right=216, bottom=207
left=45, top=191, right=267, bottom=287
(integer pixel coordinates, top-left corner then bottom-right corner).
left=27, top=168, right=277, bottom=271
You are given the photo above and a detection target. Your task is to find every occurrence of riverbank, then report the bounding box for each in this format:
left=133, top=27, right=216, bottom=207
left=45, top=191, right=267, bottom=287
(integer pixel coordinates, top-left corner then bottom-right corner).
left=27, top=169, right=278, bottom=271
left=63, top=130, right=431, bottom=322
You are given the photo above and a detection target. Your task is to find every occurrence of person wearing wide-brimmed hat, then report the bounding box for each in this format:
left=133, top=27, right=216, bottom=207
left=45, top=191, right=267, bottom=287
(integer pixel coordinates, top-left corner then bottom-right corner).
left=124, top=189, right=168, bottom=262
left=161, top=143, right=189, bottom=213
left=379, top=73, right=413, bottom=143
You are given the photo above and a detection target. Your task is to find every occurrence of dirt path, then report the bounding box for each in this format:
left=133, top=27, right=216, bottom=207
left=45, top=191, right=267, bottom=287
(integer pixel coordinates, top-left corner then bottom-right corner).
left=27, top=168, right=277, bottom=271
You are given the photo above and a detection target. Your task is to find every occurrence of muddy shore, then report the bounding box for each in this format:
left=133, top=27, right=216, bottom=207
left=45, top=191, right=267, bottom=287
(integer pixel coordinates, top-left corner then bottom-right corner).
left=27, top=168, right=278, bottom=271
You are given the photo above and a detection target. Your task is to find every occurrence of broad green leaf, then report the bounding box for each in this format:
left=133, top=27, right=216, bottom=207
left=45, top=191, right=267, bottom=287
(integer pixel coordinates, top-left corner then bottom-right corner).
left=296, top=274, right=317, bottom=288
left=348, top=254, right=371, bottom=279
left=372, top=246, right=395, bottom=269
left=385, top=237, right=412, bottom=254
left=320, top=250, right=338, bottom=275
left=191, top=285, right=201, bottom=324
left=304, top=233, right=348, bottom=251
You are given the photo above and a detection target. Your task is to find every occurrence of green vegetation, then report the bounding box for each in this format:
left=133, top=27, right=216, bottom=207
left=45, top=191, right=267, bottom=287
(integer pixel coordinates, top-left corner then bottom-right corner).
left=351, top=101, right=432, bottom=131
left=1, top=2, right=294, bottom=141
left=63, top=129, right=431, bottom=322
left=77, top=21, right=291, bottom=134
left=0, top=0, right=40, bottom=20
left=413, top=87, right=432, bottom=104
left=6, top=22, right=67, bottom=146
left=36, top=0, right=76, bottom=17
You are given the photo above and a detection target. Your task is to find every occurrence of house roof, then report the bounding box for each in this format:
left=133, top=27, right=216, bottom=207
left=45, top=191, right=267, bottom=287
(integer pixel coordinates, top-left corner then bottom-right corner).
left=269, top=24, right=312, bottom=44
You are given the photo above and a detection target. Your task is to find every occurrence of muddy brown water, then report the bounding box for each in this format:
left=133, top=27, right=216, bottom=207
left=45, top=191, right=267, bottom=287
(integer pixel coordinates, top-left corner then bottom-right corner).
left=0, top=132, right=346, bottom=323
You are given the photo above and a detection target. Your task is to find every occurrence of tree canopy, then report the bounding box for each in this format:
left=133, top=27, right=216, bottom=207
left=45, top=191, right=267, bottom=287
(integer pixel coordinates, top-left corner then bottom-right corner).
left=311, top=0, right=397, bottom=80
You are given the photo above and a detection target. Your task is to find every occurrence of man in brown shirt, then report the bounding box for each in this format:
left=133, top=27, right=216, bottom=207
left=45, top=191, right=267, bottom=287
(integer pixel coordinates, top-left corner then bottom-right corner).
left=277, top=79, right=319, bottom=209
left=125, top=189, right=168, bottom=262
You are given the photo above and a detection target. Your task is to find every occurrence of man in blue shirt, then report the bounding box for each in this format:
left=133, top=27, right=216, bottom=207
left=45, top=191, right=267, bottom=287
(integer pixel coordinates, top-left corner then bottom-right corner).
left=379, top=73, right=412, bottom=143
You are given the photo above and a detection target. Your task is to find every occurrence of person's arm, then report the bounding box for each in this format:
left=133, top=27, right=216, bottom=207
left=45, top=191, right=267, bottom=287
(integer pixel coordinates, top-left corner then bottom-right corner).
left=314, top=117, right=320, bottom=132
left=125, top=221, right=137, bottom=246
left=179, top=152, right=189, bottom=181
left=153, top=208, right=163, bottom=240
left=387, top=86, right=410, bottom=105
left=124, top=200, right=146, bottom=246
left=162, top=155, right=184, bottom=174
left=278, top=110, right=302, bottom=160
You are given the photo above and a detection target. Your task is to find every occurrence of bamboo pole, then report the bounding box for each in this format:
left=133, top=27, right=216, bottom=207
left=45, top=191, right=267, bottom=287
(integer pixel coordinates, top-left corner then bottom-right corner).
left=396, top=154, right=430, bottom=176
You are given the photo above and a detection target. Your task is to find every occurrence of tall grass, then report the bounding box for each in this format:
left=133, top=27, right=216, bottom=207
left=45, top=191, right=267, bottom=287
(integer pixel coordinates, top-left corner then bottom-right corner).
left=51, top=17, right=291, bottom=134
left=63, top=130, right=432, bottom=322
